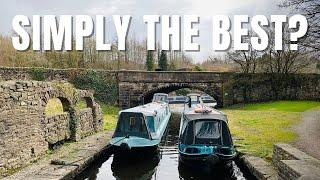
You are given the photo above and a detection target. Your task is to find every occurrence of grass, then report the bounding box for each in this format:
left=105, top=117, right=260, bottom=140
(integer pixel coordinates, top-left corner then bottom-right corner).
left=45, top=98, right=89, bottom=116
left=223, top=100, right=320, bottom=161
left=101, top=104, right=120, bottom=131
left=232, top=100, right=320, bottom=112
left=45, top=98, right=119, bottom=131
left=45, top=98, right=64, bottom=116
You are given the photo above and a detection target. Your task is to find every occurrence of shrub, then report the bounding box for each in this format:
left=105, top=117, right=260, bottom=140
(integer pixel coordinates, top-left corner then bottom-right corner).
left=30, top=68, right=46, bottom=81
left=72, top=70, right=118, bottom=104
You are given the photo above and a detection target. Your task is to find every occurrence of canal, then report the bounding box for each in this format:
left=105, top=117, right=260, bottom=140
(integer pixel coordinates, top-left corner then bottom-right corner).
left=77, top=113, right=254, bottom=180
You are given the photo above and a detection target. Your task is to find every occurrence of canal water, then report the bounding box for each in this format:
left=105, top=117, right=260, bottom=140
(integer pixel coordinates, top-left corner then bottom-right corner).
left=77, top=113, right=253, bottom=180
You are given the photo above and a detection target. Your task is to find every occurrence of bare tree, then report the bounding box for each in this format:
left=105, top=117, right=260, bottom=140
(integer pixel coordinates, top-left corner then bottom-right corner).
left=260, top=24, right=313, bottom=73
left=280, top=0, right=320, bottom=51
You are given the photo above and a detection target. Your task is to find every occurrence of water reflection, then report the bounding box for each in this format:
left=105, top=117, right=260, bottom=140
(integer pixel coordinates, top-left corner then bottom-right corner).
left=111, top=152, right=160, bottom=179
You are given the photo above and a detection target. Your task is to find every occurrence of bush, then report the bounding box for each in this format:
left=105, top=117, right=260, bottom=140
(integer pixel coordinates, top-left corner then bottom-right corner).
left=72, top=70, right=118, bottom=104
left=30, top=68, right=46, bottom=81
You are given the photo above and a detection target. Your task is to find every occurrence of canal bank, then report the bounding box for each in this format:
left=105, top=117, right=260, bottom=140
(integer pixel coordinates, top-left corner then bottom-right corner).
left=4, top=131, right=114, bottom=180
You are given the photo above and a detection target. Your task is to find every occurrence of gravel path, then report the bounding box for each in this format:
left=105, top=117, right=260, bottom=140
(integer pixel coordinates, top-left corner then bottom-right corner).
left=292, top=109, right=320, bottom=160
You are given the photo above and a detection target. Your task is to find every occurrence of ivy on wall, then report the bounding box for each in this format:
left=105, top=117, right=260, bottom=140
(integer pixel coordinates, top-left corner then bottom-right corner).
left=30, top=68, right=46, bottom=81
left=72, top=70, right=118, bottom=105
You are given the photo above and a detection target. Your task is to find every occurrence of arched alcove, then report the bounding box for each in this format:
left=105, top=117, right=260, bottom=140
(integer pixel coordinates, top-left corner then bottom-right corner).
left=44, top=96, right=72, bottom=149
left=45, top=97, right=71, bottom=116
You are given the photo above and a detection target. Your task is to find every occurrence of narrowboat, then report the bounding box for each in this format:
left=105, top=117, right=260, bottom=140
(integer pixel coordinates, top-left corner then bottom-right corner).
left=201, top=94, right=217, bottom=108
left=185, top=93, right=202, bottom=109
left=178, top=104, right=236, bottom=167
left=109, top=94, right=171, bottom=152
left=152, top=93, right=169, bottom=103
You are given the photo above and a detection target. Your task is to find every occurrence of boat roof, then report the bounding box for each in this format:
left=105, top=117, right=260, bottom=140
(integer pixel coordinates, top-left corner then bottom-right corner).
left=154, top=93, right=168, bottom=95
left=187, top=93, right=201, bottom=97
left=183, top=107, right=228, bottom=122
left=120, top=101, right=168, bottom=116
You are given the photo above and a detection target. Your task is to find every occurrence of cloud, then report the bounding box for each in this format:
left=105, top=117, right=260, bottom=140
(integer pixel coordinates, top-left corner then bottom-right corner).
left=0, top=0, right=287, bottom=62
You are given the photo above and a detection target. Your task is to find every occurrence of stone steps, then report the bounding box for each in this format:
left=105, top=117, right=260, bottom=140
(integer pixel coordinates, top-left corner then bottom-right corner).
left=273, top=143, right=320, bottom=180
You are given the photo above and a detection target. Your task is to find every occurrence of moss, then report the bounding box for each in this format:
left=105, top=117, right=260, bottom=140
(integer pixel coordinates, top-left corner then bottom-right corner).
left=52, top=82, right=79, bottom=101
left=30, top=68, right=46, bottom=81
left=5, top=167, right=23, bottom=177
left=75, top=100, right=87, bottom=110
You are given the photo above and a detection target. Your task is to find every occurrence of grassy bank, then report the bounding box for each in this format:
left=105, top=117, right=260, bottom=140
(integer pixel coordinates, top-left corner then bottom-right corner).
left=101, top=104, right=120, bottom=131
left=223, top=101, right=320, bottom=161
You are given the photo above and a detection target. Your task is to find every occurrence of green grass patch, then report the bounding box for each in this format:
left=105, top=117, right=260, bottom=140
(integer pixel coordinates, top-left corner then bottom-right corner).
left=45, top=98, right=64, bottom=116
left=232, top=100, right=320, bottom=112
left=75, top=100, right=87, bottom=109
left=101, top=104, right=120, bottom=131
left=223, top=101, right=320, bottom=161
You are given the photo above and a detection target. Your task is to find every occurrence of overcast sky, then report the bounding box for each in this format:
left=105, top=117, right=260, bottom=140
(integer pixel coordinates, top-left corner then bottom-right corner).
left=0, top=0, right=287, bottom=62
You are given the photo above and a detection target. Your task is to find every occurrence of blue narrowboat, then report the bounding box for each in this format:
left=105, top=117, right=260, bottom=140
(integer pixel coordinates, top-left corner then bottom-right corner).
left=109, top=94, right=171, bottom=151
left=178, top=103, right=236, bottom=167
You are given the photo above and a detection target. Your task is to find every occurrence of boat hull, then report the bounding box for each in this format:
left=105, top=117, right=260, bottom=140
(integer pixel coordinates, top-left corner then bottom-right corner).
left=179, top=153, right=230, bottom=167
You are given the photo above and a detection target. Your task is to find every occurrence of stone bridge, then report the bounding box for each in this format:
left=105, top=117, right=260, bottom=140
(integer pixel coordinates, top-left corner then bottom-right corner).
left=117, top=71, right=320, bottom=109
left=117, top=71, right=229, bottom=109
left=0, top=67, right=319, bottom=110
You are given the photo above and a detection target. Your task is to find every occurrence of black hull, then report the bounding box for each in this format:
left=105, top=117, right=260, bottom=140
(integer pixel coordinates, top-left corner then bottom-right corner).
left=111, top=145, right=160, bottom=160
left=179, top=153, right=232, bottom=168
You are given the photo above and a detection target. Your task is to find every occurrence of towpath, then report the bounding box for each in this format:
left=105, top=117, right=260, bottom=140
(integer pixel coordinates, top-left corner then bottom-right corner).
left=292, top=109, right=320, bottom=160
left=4, top=131, right=113, bottom=180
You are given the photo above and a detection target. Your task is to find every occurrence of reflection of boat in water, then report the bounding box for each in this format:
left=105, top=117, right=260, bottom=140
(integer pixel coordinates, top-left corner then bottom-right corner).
left=178, top=95, right=236, bottom=168
left=111, top=152, right=160, bottom=180
left=110, top=93, right=171, bottom=152
left=178, top=160, right=235, bottom=180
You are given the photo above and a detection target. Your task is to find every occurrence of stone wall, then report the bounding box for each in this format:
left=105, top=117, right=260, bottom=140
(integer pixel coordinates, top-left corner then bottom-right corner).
left=0, top=67, right=117, bottom=82
left=0, top=80, right=103, bottom=177
left=44, top=113, right=70, bottom=145
left=273, top=143, right=320, bottom=179
left=77, top=108, right=95, bottom=138
left=0, top=67, right=319, bottom=109
left=228, top=73, right=320, bottom=105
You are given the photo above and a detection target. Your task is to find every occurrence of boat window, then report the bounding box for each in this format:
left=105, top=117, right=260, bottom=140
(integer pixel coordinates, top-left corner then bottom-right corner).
left=129, top=117, right=136, bottom=130
left=202, top=99, right=216, bottom=103
left=153, top=94, right=168, bottom=102
left=194, top=121, right=221, bottom=145
left=181, top=121, right=194, bottom=145
left=114, top=112, right=149, bottom=139
left=221, top=121, right=233, bottom=146
left=195, top=121, right=220, bottom=138
left=146, top=116, right=155, bottom=133
left=180, top=119, right=231, bottom=146
left=189, top=96, right=200, bottom=104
